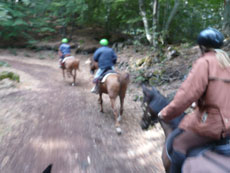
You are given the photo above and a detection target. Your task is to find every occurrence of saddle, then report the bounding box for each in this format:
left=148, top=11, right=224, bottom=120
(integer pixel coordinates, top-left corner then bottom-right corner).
left=97, top=68, right=117, bottom=82
left=62, top=56, right=75, bottom=63
left=166, top=129, right=230, bottom=169
left=183, top=151, right=230, bottom=173
left=60, top=56, right=74, bottom=69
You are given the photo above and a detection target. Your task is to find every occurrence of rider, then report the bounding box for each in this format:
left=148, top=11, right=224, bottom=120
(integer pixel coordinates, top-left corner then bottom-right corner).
left=91, top=38, right=117, bottom=93
left=158, top=27, right=230, bottom=173
left=58, top=38, right=71, bottom=68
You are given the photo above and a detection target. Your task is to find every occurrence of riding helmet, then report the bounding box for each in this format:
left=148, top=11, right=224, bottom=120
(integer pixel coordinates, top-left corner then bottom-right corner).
left=197, top=27, right=224, bottom=48
left=100, top=39, right=109, bottom=46
left=62, top=38, right=68, bottom=43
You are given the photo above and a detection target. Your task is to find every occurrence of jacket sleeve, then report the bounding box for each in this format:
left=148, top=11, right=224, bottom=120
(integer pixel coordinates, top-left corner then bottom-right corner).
left=93, top=49, right=101, bottom=62
left=161, top=58, right=209, bottom=121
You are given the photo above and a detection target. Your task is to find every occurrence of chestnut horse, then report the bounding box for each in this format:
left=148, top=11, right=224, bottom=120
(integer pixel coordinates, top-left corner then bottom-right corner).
left=62, top=56, right=80, bottom=86
left=90, top=59, right=129, bottom=134
left=140, top=85, right=230, bottom=173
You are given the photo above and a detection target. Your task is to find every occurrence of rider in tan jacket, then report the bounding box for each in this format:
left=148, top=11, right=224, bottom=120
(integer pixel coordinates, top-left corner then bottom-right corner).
left=159, top=27, right=230, bottom=173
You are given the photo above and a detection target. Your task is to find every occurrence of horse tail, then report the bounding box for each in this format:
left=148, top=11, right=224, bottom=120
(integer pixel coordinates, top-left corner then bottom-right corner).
left=74, top=59, right=81, bottom=71
left=118, top=72, right=130, bottom=98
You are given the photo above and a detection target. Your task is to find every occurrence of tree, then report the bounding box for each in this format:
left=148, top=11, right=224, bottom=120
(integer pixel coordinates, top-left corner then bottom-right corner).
left=138, top=0, right=158, bottom=46
left=162, top=0, right=180, bottom=38
left=223, top=0, right=230, bottom=36
left=0, top=0, right=226, bottom=47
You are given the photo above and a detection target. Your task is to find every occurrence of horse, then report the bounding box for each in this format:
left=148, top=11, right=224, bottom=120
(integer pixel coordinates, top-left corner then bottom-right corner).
left=62, top=56, right=80, bottom=86
left=140, top=85, right=230, bottom=173
left=90, top=58, right=130, bottom=135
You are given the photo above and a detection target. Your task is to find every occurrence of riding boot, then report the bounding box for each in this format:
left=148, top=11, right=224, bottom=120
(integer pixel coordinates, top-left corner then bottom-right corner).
left=59, top=60, right=65, bottom=69
left=170, top=150, right=186, bottom=173
left=91, top=78, right=99, bottom=94
left=91, top=84, right=99, bottom=94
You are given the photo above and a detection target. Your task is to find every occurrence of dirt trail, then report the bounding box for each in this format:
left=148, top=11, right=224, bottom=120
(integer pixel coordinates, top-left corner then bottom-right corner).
left=0, top=49, right=164, bottom=173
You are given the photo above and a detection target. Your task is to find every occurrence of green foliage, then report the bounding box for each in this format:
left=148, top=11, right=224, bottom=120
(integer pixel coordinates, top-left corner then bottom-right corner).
left=166, top=0, right=223, bottom=43
left=0, top=71, right=20, bottom=82
left=0, top=0, right=226, bottom=46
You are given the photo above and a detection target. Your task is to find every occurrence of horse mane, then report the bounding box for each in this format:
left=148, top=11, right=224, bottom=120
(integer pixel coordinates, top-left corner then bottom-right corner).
left=150, top=87, right=185, bottom=130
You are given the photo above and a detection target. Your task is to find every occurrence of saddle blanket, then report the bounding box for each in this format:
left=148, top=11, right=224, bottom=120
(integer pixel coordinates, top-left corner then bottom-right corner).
left=62, top=56, right=75, bottom=63
left=101, top=73, right=118, bottom=83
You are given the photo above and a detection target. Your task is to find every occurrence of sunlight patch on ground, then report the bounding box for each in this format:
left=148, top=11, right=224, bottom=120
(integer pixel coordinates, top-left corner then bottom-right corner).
left=117, top=123, right=165, bottom=171
left=30, top=137, right=71, bottom=152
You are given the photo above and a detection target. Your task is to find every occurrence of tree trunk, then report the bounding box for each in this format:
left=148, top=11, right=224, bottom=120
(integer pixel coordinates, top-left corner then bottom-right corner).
left=163, top=0, right=170, bottom=28
left=138, top=0, right=152, bottom=44
left=152, top=0, right=158, bottom=47
left=223, top=0, right=230, bottom=36
left=163, top=0, right=180, bottom=37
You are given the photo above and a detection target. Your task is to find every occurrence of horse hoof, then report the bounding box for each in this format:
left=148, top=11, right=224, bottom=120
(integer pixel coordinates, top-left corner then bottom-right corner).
left=116, top=127, right=122, bottom=135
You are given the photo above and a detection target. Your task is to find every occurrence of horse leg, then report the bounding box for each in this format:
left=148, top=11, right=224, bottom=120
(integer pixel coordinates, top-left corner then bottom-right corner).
left=110, top=97, right=122, bottom=135
left=72, top=69, right=76, bottom=86
left=66, top=66, right=71, bottom=78
left=118, top=84, right=128, bottom=122
left=118, top=95, right=124, bottom=122
left=99, top=93, right=103, bottom=113
left=62, top=69, right=65, bottom=80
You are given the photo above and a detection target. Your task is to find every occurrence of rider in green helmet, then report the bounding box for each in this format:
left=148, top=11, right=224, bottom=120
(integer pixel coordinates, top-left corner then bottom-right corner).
left=91, top=38, right=117, bottom=93
left=62, top=38, right=68, bottom=43
left=58, top=38, right=71, bottom=68
left=99, top=39, right=109, bottom=46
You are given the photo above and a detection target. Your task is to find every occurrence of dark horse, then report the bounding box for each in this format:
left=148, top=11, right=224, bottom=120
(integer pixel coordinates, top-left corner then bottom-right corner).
left=140, top=85, right=185, bottom=172
left=140, top=85, right=230, bottom=173
left=90, top=58, right=130, bottom=134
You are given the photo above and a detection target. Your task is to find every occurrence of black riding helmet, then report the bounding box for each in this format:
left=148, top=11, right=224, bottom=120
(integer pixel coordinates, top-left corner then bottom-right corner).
left=197, top=27, right=224, bottom=49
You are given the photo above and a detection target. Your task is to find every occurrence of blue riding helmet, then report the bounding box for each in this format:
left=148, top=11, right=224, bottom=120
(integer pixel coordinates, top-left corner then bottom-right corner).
left=197, top=27, right=224, bottom=48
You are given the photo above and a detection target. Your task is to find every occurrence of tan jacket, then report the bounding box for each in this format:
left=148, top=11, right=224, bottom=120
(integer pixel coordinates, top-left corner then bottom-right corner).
left=161, top=51, right=230, bottom=139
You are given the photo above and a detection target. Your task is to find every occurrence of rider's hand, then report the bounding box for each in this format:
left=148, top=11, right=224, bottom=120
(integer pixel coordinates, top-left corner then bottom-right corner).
left=158, top=111, right=164, bottom=119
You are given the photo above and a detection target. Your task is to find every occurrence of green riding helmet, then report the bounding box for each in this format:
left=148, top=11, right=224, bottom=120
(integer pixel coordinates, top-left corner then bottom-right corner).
left=100, top=39, right=109, bottom=46
left=62, top=38, right=68, bottom=43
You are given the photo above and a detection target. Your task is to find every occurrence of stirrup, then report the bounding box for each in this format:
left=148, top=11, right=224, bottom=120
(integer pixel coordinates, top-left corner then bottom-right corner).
left=91, top=86, right=99, bottom=94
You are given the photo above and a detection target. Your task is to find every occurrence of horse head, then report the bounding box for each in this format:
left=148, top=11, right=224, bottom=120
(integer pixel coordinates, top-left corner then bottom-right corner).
left=90, top=58, right=98, bottom=74
left=140, top=85, right=169, bottom=130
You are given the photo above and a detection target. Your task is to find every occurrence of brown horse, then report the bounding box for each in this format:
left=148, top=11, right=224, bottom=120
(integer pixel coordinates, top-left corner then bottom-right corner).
left=62, top=56, right=80, bottom=86
left=140, top=85, right=230, bottom=172
left=90, top=59, right=130, bottom=134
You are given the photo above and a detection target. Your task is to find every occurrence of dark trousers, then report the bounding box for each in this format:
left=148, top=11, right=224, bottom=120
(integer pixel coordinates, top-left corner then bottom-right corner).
left=171, top=130, right=214, bottom=173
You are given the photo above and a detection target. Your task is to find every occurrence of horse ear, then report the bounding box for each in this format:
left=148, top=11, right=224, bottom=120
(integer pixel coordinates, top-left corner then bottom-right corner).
left=142, top=84, right=151, bottom=97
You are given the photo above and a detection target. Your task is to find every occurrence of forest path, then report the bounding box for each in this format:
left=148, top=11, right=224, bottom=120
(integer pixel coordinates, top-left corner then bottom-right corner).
left=0, top=49, right=164, bottom=173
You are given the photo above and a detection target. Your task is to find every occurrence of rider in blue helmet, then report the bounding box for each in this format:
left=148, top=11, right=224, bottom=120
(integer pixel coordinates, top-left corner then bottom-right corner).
left=91, top=39, right=117, bottom=93
left=58, top=38, right=71, bottom=68
left=158, top=27, right=230, bottom=173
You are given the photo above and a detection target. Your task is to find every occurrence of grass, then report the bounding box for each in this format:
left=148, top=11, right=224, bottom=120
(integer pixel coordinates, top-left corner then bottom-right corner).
left=0, top=71, right=20, bottom=82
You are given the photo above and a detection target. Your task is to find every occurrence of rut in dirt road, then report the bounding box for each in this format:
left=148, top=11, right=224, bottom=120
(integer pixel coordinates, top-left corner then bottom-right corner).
left=0, top=53, right=164, bottom=173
